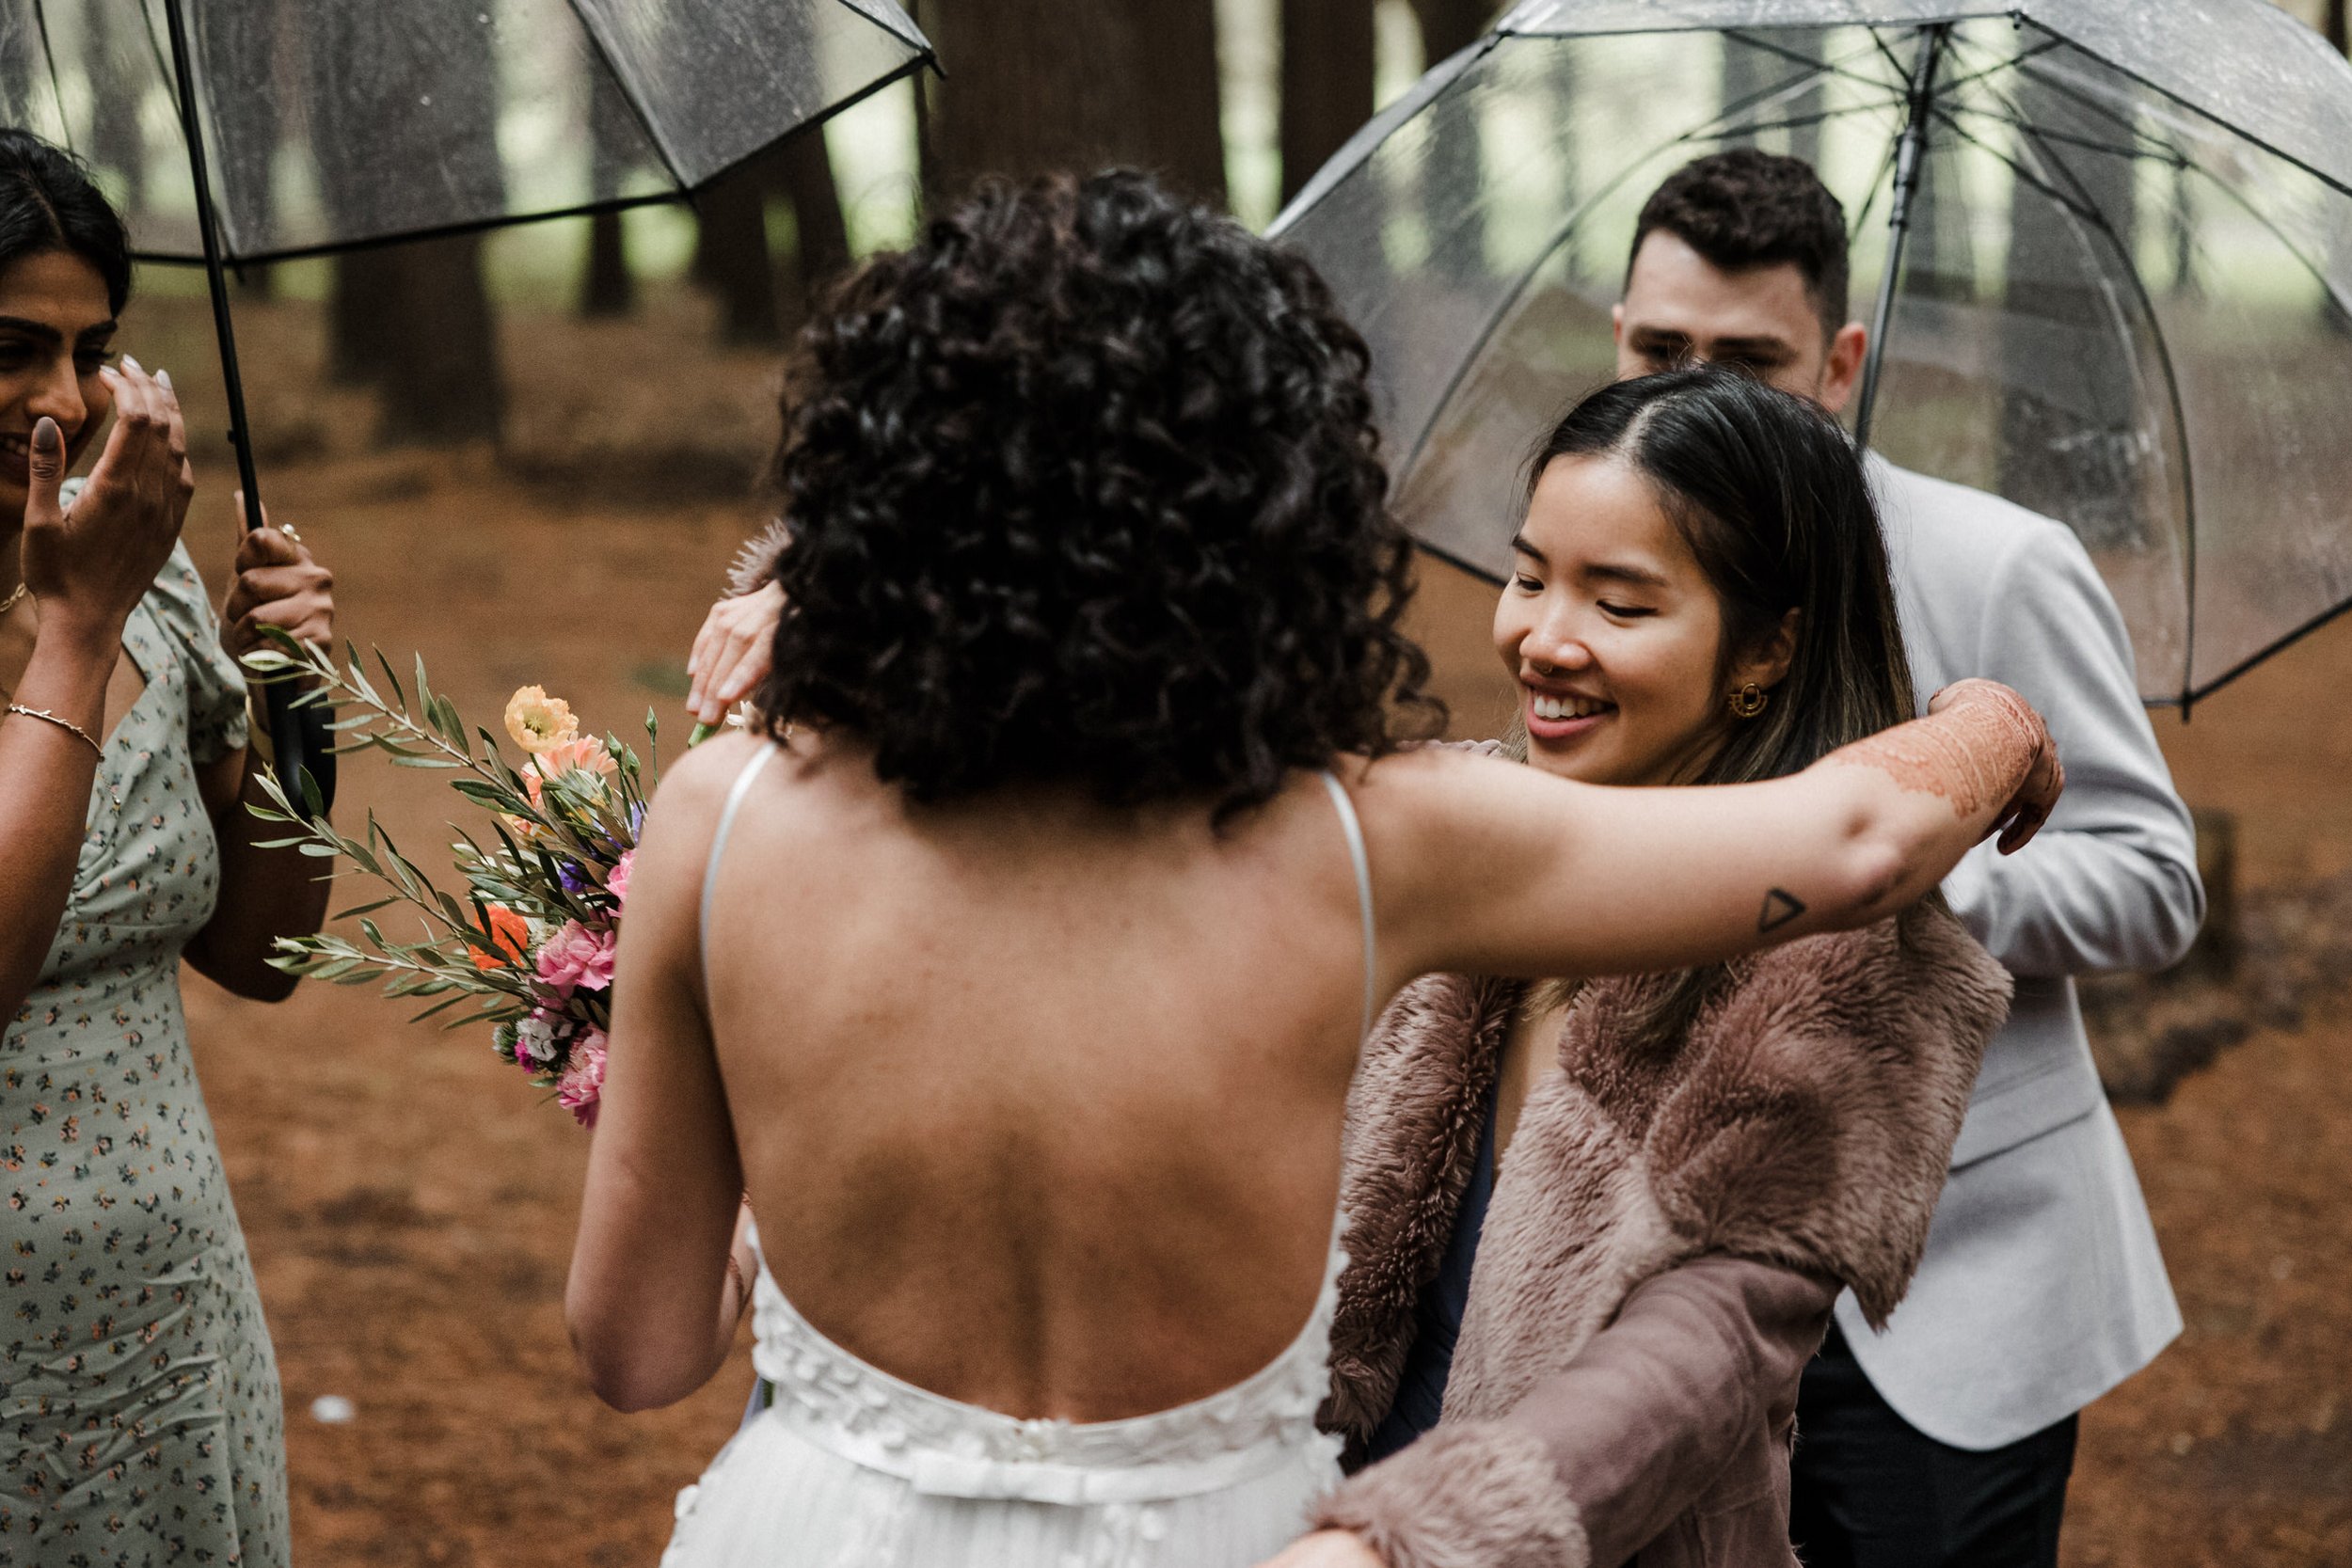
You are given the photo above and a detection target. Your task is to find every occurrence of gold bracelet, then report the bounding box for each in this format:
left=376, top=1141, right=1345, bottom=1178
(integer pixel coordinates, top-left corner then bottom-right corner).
left=7, top=703, right=119, bottom=808
left=6, top=702, right=101, bottom=758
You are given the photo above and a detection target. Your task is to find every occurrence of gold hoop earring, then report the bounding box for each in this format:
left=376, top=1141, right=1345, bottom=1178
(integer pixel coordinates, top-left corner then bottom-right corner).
left=1728, top=682, right=1769, bottom=720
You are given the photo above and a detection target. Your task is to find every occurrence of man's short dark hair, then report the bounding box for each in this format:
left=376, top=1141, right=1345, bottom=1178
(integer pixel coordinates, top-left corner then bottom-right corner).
left=1629, top=150, right=1849, bottom=335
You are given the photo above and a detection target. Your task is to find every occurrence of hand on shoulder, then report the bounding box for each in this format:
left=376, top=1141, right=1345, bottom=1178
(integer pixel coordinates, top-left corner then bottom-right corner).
left=1252, top=1529, right=1388, bottom=1568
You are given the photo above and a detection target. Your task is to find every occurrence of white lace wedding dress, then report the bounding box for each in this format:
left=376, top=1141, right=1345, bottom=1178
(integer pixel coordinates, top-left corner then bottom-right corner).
left=657, top=754, right=1375, bottom=1567
left=660, top=1221, right=1346, bottom=1568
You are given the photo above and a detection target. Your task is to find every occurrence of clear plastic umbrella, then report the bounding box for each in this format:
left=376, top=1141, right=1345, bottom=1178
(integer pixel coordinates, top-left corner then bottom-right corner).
left=1271, top=0, right=2352, bottom=708
left=0, top=0, right=932, bottom=793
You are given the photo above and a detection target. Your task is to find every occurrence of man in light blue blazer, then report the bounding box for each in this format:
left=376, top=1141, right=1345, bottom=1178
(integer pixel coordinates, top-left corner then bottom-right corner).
left=1612, top=150, right=2203, bottom=1567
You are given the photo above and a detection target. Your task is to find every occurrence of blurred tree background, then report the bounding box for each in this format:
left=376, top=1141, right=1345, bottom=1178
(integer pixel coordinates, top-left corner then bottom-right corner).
left=181, top=0, right=1507, bottom=459
left=138, top=0, right=2345, bottom=462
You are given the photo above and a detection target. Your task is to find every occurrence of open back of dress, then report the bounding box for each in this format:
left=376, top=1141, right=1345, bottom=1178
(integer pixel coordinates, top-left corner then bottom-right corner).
left=660, top=746, right=1375, bottom=1567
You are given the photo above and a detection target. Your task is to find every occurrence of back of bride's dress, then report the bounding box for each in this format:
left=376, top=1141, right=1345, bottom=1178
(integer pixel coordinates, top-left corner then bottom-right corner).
left=659, top=753, right=1374, bottom=1566
left=660, top=1224, right=1344, bottom=1568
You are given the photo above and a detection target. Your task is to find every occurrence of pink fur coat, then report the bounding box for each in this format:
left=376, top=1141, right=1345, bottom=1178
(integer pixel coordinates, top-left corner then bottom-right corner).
left=1312, top=910, right=2010, bottom=1568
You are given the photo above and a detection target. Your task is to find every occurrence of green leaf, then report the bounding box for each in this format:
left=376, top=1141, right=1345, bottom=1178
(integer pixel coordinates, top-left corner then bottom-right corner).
left=374, top=650, right=408, bottom=711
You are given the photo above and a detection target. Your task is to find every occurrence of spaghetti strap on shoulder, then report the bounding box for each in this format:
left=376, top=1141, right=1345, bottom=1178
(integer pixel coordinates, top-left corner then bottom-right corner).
left=700, top=741, right=781, bottom=988
left=1317, top=768, right=1377, bottom=1042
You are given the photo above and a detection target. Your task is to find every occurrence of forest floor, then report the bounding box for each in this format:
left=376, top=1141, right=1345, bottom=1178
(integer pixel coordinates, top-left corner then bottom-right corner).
left=128, top=288, right=2352, bottom=1565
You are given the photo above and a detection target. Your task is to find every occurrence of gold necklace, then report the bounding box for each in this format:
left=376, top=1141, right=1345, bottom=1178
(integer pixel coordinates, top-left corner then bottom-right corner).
left=0, top=579, right=24, bottom=618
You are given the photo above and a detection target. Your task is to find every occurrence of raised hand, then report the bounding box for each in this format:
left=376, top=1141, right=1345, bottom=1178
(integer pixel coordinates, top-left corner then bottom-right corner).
left=686, top=579, right=782, bottom=725
left=1926, top=678, right=2064, bottom=853
left=221, top=490, right=334, bottom=659
left=19, top=359, right=191, bottom=637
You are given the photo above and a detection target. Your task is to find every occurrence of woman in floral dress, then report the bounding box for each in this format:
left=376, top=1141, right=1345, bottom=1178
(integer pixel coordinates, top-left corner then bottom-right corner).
left=0, top=132, right=336, bottom=1567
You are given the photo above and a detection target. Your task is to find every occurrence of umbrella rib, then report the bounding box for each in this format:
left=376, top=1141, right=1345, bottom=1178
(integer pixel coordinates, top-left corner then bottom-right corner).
left=1939, top=102, right=2185, bottom=169
left=27, top=1, right=69, bottom=154
left=1862, top=24, right=1918, bottom=93
left=135, top=0, right=179, bottom=117
left=1931, top=103, right=2201, bottom=705
left=1846, top=134, right=1904, bottom=247
left=564, top=6, right=691, bottom=193
left=2005, top=16, right=2352, bottom=200
left=1699, top=37, right=1903, bottom=160
left=2178, top=597, right=2352, bottom=707
left=1718, top=100, right=1906, bottom=143
left=2008, top=61, right=2140, bottom=139
left=1931, top=33, right=2064, bottom=103
left=1720, top=26, right=1899, bottom=96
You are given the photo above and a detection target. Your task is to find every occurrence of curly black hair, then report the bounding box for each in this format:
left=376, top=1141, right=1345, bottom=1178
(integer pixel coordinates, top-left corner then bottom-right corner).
left=755, top=169, right=1440, bottom=816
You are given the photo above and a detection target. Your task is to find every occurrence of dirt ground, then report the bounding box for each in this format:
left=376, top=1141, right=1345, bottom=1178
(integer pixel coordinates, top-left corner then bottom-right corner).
left=122, top=286, right=2352, bottom=1565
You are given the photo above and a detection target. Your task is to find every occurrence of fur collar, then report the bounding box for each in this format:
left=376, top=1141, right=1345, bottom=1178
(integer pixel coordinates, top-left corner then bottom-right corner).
left=1327, top=910, right=2010, bottom=1442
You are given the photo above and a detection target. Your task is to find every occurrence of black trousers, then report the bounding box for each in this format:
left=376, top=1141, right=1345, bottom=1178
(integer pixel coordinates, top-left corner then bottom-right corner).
left=1789, top=1324, right=2078, bottom=1568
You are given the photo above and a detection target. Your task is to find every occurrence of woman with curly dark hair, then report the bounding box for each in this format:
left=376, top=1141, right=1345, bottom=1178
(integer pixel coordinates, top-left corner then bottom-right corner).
left=567, top=171, right=2061, bottom=1567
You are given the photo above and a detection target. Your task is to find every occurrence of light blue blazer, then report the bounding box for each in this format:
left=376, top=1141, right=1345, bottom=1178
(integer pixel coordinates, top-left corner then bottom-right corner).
left=1848, top=458, right=2203, bottom=1450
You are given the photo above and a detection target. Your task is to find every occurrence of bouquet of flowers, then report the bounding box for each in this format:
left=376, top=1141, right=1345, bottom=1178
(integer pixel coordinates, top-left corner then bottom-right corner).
left=246, top=634, right=701, bottom=1126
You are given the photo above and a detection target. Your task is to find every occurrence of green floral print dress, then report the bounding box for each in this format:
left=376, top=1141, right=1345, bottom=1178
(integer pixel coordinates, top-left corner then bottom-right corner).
left=2, top=541, right=289, bottom=1567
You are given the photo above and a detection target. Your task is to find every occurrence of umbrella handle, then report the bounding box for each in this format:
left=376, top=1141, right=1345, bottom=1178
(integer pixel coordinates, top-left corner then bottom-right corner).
left=164, top=0, right=335, bottom=816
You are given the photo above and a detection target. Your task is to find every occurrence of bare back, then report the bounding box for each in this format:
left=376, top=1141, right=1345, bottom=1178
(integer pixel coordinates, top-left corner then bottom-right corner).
left=695, top=732, right=1375, bottom=1422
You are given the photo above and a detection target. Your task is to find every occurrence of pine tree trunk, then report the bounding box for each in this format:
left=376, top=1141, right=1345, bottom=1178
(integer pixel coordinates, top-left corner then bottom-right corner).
left=695, top=164, right=782, bottom=345
left=1139, top=0, right=1229, bottom=204
left=305, top=0, right=506, bottom=443
left=1279, top=0, right=1375, bottom=204
left=779, top=131, right=852, bottom=313
left=368, top=235, right=507, bottom=447
left=580, top=66, right=638, bottom=318
left=924, top=0, right=1222, bottom=204
left=1412, top=0, right=1491, bottom=61
left=327, top=250, right=405, bottom=387
left=580, top=214, right=632, bottom=318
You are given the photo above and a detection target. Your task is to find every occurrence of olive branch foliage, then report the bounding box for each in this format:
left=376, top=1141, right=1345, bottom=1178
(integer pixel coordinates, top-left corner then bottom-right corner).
left=242, top=629, right=654, bottom=1040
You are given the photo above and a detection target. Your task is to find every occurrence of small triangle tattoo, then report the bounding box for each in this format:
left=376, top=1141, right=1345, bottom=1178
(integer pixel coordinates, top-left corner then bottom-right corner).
left=1758, top=888, right=1806, bottom=933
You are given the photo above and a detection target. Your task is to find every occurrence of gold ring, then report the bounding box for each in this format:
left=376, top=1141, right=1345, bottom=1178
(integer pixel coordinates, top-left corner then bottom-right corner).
left=279, top=522, right=302, bottom=544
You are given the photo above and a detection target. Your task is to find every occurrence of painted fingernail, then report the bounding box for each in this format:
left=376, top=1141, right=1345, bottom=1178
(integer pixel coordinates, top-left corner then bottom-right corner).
left=156, top=369, right=173, bottom=391
left=121, top=354, right=143, bottom=373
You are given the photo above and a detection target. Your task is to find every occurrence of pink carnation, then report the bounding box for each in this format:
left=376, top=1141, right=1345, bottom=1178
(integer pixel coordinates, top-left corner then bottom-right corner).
left=606, top=850, right=635, bottom=910
left=535, top=920, right=615, bottom=995
left=558, top=1031, right=608, bottom=1128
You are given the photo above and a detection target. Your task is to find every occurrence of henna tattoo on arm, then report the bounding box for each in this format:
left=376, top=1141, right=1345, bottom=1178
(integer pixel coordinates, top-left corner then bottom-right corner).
left=1826, top=679, right=2051, bottom=821
left=1759, top=888, right=1806, bottom=933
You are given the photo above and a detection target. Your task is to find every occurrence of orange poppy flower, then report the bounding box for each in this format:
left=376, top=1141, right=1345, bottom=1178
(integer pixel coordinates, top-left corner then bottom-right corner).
left=469, top=905, right=532, bottom=971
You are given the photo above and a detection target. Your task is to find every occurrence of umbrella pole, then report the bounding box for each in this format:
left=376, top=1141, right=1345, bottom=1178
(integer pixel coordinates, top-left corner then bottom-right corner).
left=1852, top=24, right=1949, bottom=451
left=162, top=0, right=333, bottom=814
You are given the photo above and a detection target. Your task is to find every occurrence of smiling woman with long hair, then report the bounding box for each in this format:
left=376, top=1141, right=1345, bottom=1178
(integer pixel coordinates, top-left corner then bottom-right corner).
left=1293, top=367, right=2012, bottom=1568
left=579, top=176, right=2059, bottom=1568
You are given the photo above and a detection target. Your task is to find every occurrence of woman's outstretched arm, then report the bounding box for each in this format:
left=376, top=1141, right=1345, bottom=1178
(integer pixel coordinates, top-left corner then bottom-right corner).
left=1370, top=679, right=2061, bottom=989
